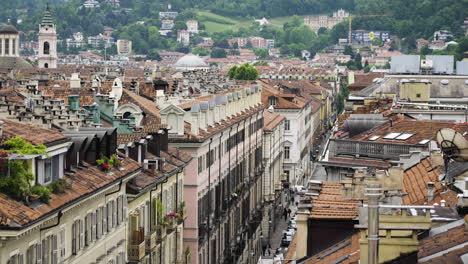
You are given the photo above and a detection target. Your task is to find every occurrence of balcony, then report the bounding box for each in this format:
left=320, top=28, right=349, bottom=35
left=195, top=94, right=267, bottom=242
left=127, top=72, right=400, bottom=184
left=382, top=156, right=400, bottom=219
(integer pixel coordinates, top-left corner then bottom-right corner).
left=145, top=232, right=157, bottom=252
left=329, top=139, right=415, bottom=160
left=156, top=226, right=165, bottom=243
left=128, top=240, right=146, bottom=262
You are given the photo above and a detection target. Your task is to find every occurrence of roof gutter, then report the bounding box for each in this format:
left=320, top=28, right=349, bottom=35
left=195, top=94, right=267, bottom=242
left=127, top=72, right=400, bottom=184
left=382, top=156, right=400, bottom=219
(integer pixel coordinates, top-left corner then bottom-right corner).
left=0, top=166, right=142, bottom=233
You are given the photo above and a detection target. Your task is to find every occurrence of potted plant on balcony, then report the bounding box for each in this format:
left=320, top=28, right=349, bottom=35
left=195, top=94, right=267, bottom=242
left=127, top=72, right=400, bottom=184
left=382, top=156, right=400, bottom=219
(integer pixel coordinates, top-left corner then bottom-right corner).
left=97, top=156, right=113, bottom=172
left=0, top=137, right=51, bottom=204
left=109, top=154, right=123, bottom=169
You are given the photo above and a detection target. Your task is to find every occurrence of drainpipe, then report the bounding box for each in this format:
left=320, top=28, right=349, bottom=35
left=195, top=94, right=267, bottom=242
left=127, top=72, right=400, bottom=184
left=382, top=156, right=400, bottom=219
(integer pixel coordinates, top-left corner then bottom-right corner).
left=218, top=131, right=223, bottom=262
left=228, top=127, right=232, bottom=260
left=366, top=184, right=382, bottom=264
left=207, top=137, right=213, bottom=264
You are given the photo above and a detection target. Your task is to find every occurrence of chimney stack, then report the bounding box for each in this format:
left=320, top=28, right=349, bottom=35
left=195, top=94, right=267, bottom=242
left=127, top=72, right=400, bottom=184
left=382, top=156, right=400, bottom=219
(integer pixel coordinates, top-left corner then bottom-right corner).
left=366, top=183, right=382, bottom=264
left=427, top=182, right=435, bottom=202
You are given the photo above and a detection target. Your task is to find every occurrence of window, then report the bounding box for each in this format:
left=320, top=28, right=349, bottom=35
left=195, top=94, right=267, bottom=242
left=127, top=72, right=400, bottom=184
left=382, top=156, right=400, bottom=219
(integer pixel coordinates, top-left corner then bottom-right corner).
left=8, top=253, right=24, bottom=264
left=27, top=244, right=36, bottom=264
left=369, top=135, right=380, bottom=141
left=416, top=93, right=421, bottom=98
left=284, top=120, right=290, bottom=131
left=268, top=96, right=277, bottom=106
left=44, top=41, right=50, bottom=55
left=44, top=155, right=60, bottom=184
left=395, top=133, right=414, bottom=140
left=5, top=38, right=9, bottom=55
left=383, top=133, right=401, bottom=139
left=284, top=146, right=290, bottom=159
left=11, top=39, right=15, bottom=55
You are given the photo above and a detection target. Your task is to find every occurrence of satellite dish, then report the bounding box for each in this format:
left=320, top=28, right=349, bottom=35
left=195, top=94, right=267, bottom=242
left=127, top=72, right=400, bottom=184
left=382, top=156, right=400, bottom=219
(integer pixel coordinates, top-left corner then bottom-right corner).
left=436, top=128, right=468, bottom=162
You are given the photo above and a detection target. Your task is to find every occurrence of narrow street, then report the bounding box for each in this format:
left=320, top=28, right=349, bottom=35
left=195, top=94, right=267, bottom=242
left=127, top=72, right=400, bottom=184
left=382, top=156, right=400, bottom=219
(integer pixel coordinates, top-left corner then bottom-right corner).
left=259, top=193, right=299, bottom=263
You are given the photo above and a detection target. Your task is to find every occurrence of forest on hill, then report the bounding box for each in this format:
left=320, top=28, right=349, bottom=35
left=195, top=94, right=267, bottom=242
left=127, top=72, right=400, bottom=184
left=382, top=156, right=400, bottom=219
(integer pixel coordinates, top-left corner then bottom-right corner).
left=1, top=0, right=467, bottom=56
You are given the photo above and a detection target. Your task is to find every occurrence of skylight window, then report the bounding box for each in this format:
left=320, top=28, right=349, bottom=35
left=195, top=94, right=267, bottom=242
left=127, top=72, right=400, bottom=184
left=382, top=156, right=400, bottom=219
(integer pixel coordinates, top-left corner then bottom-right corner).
left=418, top=139, right=430, bottom=145
left=395, top=133, right=414, bottom=140
left=369, top=135, right=380, bottom=141
left=383, top=133, right=401, bottom=139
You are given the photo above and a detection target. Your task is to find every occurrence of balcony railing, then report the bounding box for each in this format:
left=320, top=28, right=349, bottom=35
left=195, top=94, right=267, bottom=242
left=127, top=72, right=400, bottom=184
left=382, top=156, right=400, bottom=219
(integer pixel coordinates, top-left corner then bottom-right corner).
left=145, top=232, right=157, bottom=252
left=329, top=139, right=416, bottom=160
left=128, top=240, right=146, bottom=261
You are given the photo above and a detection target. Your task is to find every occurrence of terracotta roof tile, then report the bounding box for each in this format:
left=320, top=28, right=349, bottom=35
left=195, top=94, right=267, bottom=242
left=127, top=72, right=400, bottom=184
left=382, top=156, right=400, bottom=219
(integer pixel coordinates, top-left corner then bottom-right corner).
left=1, top=118, right=67, bottom=146
left=418, top=224, right=468, bottom=261
left=351, top=120, right=453, bottom=145
left=310, top=182, right=359, bottom=220
left=0, top=154, right=141, bottom=227
left=402, top=157, right=458, bottom=206
left=263, top=110, right=285, bottom=131
left=303, top=233, right=360, bottom=264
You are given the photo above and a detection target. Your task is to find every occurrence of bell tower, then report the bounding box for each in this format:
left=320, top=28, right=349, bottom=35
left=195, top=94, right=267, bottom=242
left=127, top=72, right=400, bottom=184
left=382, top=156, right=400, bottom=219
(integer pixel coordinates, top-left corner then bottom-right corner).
left=38, top=6, right=57, bottom=69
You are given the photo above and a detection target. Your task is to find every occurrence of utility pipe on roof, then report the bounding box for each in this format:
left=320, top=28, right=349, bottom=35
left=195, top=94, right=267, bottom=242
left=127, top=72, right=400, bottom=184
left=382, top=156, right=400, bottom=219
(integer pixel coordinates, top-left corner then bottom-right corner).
left=366, top=184, right=382, bottom=264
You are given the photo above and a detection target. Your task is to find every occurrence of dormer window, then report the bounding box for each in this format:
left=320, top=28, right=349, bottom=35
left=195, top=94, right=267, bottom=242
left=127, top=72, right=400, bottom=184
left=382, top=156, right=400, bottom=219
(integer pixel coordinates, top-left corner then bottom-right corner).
left=268, top=96, right=278, bottom=106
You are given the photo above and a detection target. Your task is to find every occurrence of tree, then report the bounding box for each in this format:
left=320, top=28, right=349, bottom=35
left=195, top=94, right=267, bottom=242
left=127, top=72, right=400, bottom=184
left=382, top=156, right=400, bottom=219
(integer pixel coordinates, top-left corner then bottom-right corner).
left=229, top=49, right=240, bottom=55
left=147, top=50, right=161, bottom=61
left=372, top=37, right=382, bottom=46
left=317, top=27, right=328, bottom=35
left=355, top=53, right=363, bottom=70
left=211, top=48, right=227, bottom=58
left=344, top=45, right=354, bottom=57
left=254, top=48, right=269, bottom=59
left=227, top=63, right=259, bottom=80
left=246, top=40, right=253, bottom=48
left=192, top=46, right=209, bottom=56
left=420, top=45, right=431, bottom=56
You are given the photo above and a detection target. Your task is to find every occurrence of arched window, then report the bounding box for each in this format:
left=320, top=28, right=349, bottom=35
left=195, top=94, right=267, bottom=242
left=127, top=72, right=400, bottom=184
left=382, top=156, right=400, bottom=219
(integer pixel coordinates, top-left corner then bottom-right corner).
left=44, top=63, right=49, bottom=68
left=43, top=41, right=50, bottom=55
left=123, top=112, right=132, bottom=119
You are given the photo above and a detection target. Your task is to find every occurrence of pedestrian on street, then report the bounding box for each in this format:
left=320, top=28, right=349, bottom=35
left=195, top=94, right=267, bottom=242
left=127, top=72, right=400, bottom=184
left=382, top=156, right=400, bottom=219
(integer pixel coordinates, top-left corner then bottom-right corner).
left=275, top=248, right=280, bottom=255
left=283, top=208, right=287, bottom=220
left=287, top=208, right=291, bottom=217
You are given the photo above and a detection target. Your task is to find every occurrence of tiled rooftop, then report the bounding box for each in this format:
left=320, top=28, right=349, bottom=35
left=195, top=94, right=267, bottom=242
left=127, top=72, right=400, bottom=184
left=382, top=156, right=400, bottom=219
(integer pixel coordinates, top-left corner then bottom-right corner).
left=403, top=157, right=458, bottom=206
left=303, top=233, right=360, bottom=264
left=310, top=182, right=359, bottom=220
left=350, top=119, right=453, bottom=145
left=1, top=119, right=68, bottom=146
left=418, top=224, right=468, bottom=262
left=0, top=154, right=141, bottom=228
left=263, top=110, right=285, bottom=131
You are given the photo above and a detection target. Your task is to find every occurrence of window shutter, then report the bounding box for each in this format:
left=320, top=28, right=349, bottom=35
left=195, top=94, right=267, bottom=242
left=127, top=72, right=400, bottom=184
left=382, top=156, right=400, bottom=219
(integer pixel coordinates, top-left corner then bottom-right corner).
left=123, top=195, right=128, bottom=222
left=36, top=242, right=42, bottom=264
left=112, top=200, right=117, bottom=228
left=18, top=254, right=24, bottom=264
left=79, top=219, right=85, bottom=250
left=116, top=197, right=121, bottom=226
left=85, top=214, right=90, bottom=246
left=92, top=212, right=97, bottom=241
left=107, top=203, right=112, bottom=232
left=120, top=195, right=124, bottom=223
left=60, top=229, right=66, bottom=260
left=103, top=205, right=108, bottom=234
left=42, top=238, right=49, bottom=264
left=72, top=221, right=77, bottom=255
left=52, top=234, right=58, bottom=264
left=96, top=208, right=101, bottom=239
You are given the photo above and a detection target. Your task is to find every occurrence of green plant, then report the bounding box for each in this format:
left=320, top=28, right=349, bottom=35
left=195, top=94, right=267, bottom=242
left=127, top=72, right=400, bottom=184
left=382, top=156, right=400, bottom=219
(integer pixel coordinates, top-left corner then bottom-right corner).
left=156, top=198, right=163, bottom=225
left=109, top=154, right=122, bottom=168
left=0, top=137, right=48, bottom=202
left=31, top=185, right=51, bottom=204
left=47, top=178, right=71, bottom=194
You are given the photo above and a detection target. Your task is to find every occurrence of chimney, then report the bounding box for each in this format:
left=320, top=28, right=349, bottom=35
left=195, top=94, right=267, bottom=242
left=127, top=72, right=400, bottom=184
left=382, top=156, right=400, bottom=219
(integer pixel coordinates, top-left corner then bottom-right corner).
left=441, top=200, right=446, bottom=207
left=70, top=73, right=81, bottom=89
left=365, top=183, right=382, bottom=264
left=427, top=182, right=435, bottom=202
left=199, top=102, right=208, bottom=131
left=207, top=99, right=215, bottom=126
left=190, top=104, right=200, bottom=136
left=68, top=95, right=80, bottom=111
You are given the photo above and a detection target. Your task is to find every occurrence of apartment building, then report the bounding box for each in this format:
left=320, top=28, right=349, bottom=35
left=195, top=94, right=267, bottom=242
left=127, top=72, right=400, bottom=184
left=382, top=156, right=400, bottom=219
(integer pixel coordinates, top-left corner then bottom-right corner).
left=159, top=84, right=265, bottom=264
left=0, top=119, right=142, bottom=264
left=261, top=81, right=323, bottom=186
left=261, top=108, right=286, bottom=244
